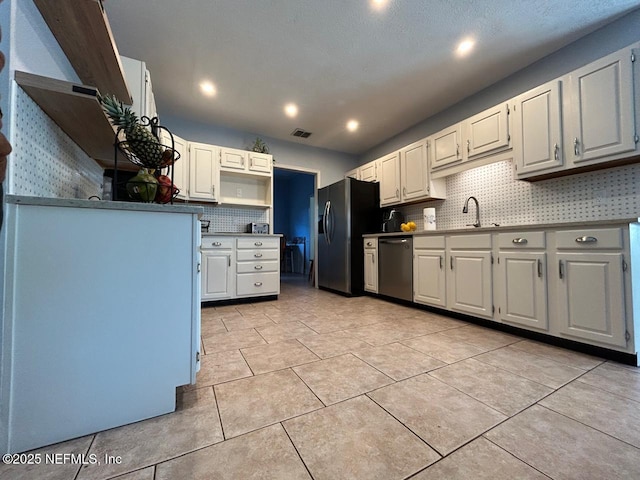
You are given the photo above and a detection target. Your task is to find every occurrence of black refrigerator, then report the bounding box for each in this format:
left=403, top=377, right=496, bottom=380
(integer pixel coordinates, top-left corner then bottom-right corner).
left=318, top=177, right=380, bottom=295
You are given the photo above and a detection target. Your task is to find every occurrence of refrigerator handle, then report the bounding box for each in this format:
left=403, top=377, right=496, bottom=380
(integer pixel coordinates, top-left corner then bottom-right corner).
left=322, top=201, right=331, bottom=245
left=326, top=200, right=332, bottom=245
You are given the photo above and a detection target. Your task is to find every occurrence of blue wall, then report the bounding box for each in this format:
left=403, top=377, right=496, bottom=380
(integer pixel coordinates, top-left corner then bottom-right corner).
left=273, top=169, right=314, bottom=273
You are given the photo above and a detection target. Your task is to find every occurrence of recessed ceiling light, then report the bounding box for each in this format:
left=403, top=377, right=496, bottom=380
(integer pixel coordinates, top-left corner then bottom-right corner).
left=346, top=120, right=359, bottom=132
left=200, top=81, right=217, bottom=97
left=370, top=0, right=389, bottom=11
left=284, top=103, right=298, bottom=118
left=456, top=39, right=475, bottom=57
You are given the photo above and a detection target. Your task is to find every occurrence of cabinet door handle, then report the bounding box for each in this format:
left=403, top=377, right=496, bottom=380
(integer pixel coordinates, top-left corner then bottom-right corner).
left=512, top=238, right=528, bottom=244
left=372, top=255, right=375, bottom=264
left=456, top=143, right=459, bottom=157
left=450, top=256, right=454, bottom=270
left=254, top=253, right=263, bottom=258
left=575, top=236, right=597, bottom=244
left=559, top=260, right=564, bottom=279
left=554, top=143, right=559, bottom=161
left=467, top=139, right=470, bottom=153
left=212, top=241, right=222, bottom=246
left=228, top=255, right=231, bottom=267
left=537, top=259, right=542, bottom=278
left=254, top=241, right=263, bottom=246
left=366, top=241, right=372, bottom=246
left=254, top=282, right=263, bottom=287
left=254, top=265, right=263, bottom=270
left=403, top=187, right=406, bottom=197
left=574, top=138, right=579, bottom=156
left=439, top=255, right=443, bottom=270
left=396, top=188, right=399, bottom=198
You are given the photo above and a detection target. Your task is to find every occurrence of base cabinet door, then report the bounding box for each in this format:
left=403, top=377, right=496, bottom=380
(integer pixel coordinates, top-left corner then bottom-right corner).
left=364, top=239, right=378, bottom=293
left=499, top=252, right=548, bottom=330
left=202, top=251, right=233, bottom=300
left=414, top=249, right=446, bottom=307
left=556, top=252, right=627, bottom=347
left=447, top=250, right=493, bottom=318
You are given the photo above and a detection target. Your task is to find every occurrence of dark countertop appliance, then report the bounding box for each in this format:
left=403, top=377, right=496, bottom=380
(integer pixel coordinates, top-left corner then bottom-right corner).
left=382, top=209, right=404, bottom=232
left=318, top=178, right=380, bottom=295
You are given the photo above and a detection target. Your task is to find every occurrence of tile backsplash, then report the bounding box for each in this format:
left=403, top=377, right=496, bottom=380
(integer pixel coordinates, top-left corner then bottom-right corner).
left=201, top=205, right=269, bottom=233
left=398, top=160, right=640, bottom=230
left=11, top=87, right=103, bottom=199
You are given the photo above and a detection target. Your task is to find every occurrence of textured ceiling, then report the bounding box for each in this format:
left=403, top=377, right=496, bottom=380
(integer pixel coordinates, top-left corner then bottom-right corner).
left=104, top=0, right=640, bottom=155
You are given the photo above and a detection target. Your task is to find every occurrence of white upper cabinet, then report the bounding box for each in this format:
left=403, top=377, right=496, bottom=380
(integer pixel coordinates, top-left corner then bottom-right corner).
left=400, top=139, right=429, bottom=202
left=429, top=124, right=463, bottom=171
left=379, top=151, right=401, bottom=206
left=220, top=147, right=248, bottom=171
left=359, top=160, right=378, bottom=182
left=464, top=103, right=511, bottom=159
left=345, top=167, right=359, bottom=180
left=120, top=56, right=157, bottom=120
left=248, top=152, right=272, bottom=174
left=512, top=80, right=564, bottom=177
left=160, top=131, right=188, bottom=200
left=567, top=48, right=636, bottom=166
left=188, top=142, right=219, bottom=202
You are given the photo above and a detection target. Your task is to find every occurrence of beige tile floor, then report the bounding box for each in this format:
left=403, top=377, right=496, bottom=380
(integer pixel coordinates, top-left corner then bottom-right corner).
left=3, top=274, right=640, bottom=480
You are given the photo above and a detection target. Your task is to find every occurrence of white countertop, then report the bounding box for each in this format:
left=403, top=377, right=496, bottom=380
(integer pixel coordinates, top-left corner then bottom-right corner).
left=6, top=195, right=204, bottom=215
left=363, top=218, right=640, bottom=237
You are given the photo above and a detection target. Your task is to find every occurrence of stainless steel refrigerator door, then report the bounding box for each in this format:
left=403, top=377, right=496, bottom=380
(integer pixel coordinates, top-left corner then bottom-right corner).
left=327, top=180, right=350, bottom=294
left=317, top=187, right=331, bottom=289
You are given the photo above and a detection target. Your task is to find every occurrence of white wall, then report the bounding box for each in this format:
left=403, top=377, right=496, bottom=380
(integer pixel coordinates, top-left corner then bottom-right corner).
left=160, top=113, right=358, bottom=188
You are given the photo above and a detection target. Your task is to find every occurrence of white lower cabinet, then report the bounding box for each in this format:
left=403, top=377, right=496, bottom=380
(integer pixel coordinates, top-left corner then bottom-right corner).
left=364, top=238, right=378, bottom=293
left=413, top=236, right=446, bottom=307
left=446, top=234, right=493, bottom=319
left=201, top=237, right=234, bottom=300
left=497, top=232, right=548, bottom=330
left=201, top=235, right=280, bottom=302
left=554, top=227, right=628, bottom=348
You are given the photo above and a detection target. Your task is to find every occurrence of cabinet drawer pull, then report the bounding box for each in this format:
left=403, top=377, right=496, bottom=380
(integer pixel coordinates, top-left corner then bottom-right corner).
left=512, top=238, right=528, bottom=244
left=575, top=236, right=597, bottom=244
left=254, top=253, right=263, bottom=258
left=559, top=260, right=564, bottom=279
left=254, top=282, right=263, bottom=287
left=254, top=241, right=263, bottom=246
left=366, top=241, right=372, bottom=246
left=212, top=241, right=222, bottom=246
left=254, top=265, right=263, bottom=270
left=537, top=259, right=542, bottom=278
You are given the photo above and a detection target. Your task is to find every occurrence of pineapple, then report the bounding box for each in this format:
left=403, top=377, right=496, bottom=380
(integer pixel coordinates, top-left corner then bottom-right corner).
left=99, top=94, right=164, bottom=167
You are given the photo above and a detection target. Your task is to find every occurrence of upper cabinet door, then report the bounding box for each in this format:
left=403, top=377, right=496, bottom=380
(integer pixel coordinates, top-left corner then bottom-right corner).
left=189, top=142, right=219, bottom=201
left=160, top=131, right=188, bottom=199
left=248, top=152, right=272, bottom=173
left=568, top=48, right=635, bottom=164
left=378, top=152, right=401, bottom=206
left=465, top=103, right=510, bottom=159
left=513, top=80, right=564, bottom=177
left=220, top=147, right=248, bottom=171
left=359, top=160, right=378, bottom=182
left=429, top=124, right=463, bottom=170
left=400, top=139, right=429, bottom=201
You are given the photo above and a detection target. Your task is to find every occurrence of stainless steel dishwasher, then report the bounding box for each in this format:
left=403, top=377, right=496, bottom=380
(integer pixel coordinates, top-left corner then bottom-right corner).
left=378, top=236, right=413, bottom=301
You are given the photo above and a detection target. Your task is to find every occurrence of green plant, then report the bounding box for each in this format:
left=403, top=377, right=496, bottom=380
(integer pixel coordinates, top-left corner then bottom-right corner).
left=251, top=137, right=269, bottom=154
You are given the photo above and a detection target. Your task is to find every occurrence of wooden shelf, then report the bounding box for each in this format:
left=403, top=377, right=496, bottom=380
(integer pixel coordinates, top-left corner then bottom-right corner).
left=33, top=0, right=132, bottom=104
left=16, top=71, right=135, bottom=171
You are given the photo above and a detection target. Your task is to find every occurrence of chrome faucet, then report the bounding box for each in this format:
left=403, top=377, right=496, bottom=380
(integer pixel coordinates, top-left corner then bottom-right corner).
left=463, top=196, right=480, bottom=228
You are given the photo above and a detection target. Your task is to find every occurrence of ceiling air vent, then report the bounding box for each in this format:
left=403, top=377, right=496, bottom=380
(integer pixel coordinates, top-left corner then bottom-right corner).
left=291, top=128, right=312, bottom=138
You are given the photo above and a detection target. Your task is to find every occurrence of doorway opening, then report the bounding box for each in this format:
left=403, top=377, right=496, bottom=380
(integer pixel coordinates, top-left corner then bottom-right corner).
left=273, top=165, right=319, bottom=286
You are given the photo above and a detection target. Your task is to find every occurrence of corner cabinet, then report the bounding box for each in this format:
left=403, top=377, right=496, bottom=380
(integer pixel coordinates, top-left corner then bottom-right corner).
left=364, top=238, right=378, bottom=293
